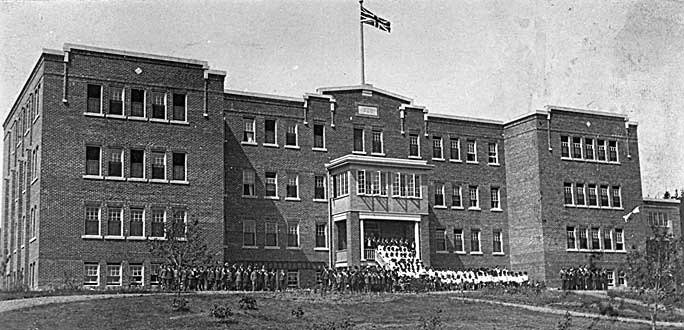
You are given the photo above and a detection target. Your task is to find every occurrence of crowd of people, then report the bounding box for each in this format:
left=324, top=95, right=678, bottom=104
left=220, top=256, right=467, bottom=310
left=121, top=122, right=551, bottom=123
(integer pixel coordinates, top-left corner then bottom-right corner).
left=158, top=264, right=291, bottom=292
left=559, top=265, right=612, bottom=290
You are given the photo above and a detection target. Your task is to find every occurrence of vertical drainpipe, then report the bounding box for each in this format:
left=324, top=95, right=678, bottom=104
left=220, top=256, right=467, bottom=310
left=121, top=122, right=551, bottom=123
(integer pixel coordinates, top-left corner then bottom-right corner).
left=203, top=71, right=209, bottom=117
left=303, top=96, right=308, bottom=125
left=423, top=110, right=429, bottom=137
left=327, top=171, right=333, bottom=267
left=547, top=109, right=552, bottom=151
left=330, top=99, right=336, bottom=128
left=399, top=107, right=405, bottom=135
left=625, top=120, right=631, bottom=159
left=62, top=51, right=69, bottom=104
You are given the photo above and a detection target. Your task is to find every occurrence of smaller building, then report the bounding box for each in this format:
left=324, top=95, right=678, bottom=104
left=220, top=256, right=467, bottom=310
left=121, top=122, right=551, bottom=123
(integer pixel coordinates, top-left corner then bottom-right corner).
left=641, top=197, right=682, bottom=238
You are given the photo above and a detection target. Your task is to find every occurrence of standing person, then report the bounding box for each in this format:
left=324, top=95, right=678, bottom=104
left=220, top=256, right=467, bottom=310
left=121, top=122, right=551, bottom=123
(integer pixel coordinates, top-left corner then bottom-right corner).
left=206, top=266, right=215, bottom=291
left=235, top=266, right=243, bottom=291
left=250, top=266, right=258, bottom=291
left=279, top=269, right=287, bottom=291
left=180, top=266, right=189, bottom=291
left=214, top=265, right=223, bottom=291
left=320, top=268, right=329, bottom=294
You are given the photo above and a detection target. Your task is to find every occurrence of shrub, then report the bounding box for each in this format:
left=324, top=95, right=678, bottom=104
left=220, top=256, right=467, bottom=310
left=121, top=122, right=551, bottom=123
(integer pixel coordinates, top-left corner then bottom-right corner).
left=238, top=295, right=258, bottom=310
left=210, top=303, right=235, bottom=323
left=291, top=306, right=305, bottom=319
left=171, top=297, right=190, bottom=312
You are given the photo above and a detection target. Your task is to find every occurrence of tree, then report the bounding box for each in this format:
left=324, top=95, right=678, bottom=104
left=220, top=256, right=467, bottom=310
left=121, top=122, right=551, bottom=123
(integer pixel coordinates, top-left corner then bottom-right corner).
left=626, top=227, right=684, bottom=330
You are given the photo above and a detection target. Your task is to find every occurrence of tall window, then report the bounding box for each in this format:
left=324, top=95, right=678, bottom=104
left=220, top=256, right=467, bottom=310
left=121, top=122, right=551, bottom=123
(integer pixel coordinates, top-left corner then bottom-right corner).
left=597, top=139, right=606, bottom=161
left=572, top=137, right=582, bottom=158
left=109, top=87, right=124, bottom=115
left=603, top=229, right=613, bottom=250
left=129, top=264, right=143, bottom=286
left=357, top=170, right=366, bottom=195
left=469, top=185, right=479, bottom=209
left=243, top=170, right=255, bottom=196
left=106, top=264, right=122, bottom=286
left=313, top=124, right=325, bottom=149
left=452, top=185, right=462, bottom=208
left=454, top=229, right=464, bottom=252
left=150, top=264, right=162, bottom=286
left=492, top=230, right=503, bottom=254
left=151, top=152, right=166, bottom=180
left=130, top=149, right=144, bottom=179
left=587, top=185, right=598, bottom=206
left=608, top=141, right=618, bottom=162
left=286, top=175, right=299, bottom=198
left=129, top=208, right=144, bottom=237
left=611, top=186, right=621, bottom=208
left=564, top=183, right=574, bottom=205
left=107, top=207, right=122, bottom=237
left=566, top=226, right=576, bottom=249
left=84, top=263, right=99, bottom=286
left=243, top=118, right=255, bottom=143
left=435, top=229, right=446, bottom=252
left=333, top=172, right=349, bottom=198
left=432, top=136, right=443, bottom=159
left=314, top=175, right=326, bottom=200
left=85, top=206, right=100, bottom=236
left=264, top=119, right=277, bottom=145
left=490, top=187, right=501, bottom=209
left=265, top=223, right=278, bottom=247
left=353, top=128, right=364, bottom=152
left=615, top=229, right=624, bottom=251
left=108, top=148, right=123, bottom=177
left=600, top=185, right=610, bottom=207
left=470, top=229, right=481, bottom=253
left=85, top=146, right=101, bottom=176
left=584, top=138, right=594, bottom=160
left=561, top=136, right=570, bottom=158
left=172, top=153, right=186, bottom=181
left=315, top=223, right=327, bottom=248
left=86, top=84, right=102, bottom=113
left=265, top=172, right=278, bottom=198
left=578, top=227, right=588, bottom=249
left=172, top=93, right=186, bottom=121
left=130, top=89, right=145, bottom=117
left=287, top=271, right=299, bottom=288
left=172, top=209, right=186, bottom=238
left=591, top=227, right=601, bottom=250
left=576, top=184, right=586, bottom=205
left=409, top=134, right=420, bottom=157
left=243, top=220, right=256, bottom=246
left=151, top=92, right=166, bottom=119
left=466, top=140, right=477, bottom=162
left=287, top=223, right=299, bottom=247
left=434, top=183, right=445, bottom=207
left=371, top=131, right=383, bottom=154
left=150, top=209, right=165, bottom=238
left=488, top=143, right=498, bottom=164
left=285, top=123, right=298, bottom=147
left=450, top=138, right=460, bottom=161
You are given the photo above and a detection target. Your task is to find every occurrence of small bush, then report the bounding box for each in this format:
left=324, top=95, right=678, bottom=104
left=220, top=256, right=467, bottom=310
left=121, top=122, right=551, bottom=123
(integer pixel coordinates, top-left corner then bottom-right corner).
left=238, top=296, right=258, bottom=310
left=291, top=306, right=305, bottom=319
left=309, top=318, right=356, bottom=330
left=171, top=297, right=190, bottom=312
left=210, top=303, right=235, bottom=323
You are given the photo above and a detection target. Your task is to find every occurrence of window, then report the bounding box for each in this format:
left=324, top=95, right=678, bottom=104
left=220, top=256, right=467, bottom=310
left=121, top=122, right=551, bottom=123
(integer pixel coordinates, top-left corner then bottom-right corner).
left=469, top=185, right=479, bottom=209
left=490, top=187, right=501, bottom=210
left=564, top=183, right=574, bottom=205
left=29, top=208, right=35, bottom=239
left=432, top=136, right=443, bottom=159
left=493, top=230, right=503, bottom=254
left=85, top=146, right=101, bottom=176
left=151, top=92, right=166, bottom=119
left=243, top=220, right=256, bottom=246
left=617, top=272, right=626, bottom=286
left=86, top=84, right=102, bottom=113
left=108, top=148, right=123, bottom=177
left=400, top=173, right=407, bottom=197
left=286, top=175, right=299, bottom=199
left=435, top=229, right=446, bottom=252
left=357, top=170, right=366, bottom=195
left=333, top=172, right=349, bottom=198
left=603, top=229, right=613, bottom=250
left=84, top=263, right=99, bottom=286
left=264, top=119, right=277, bottom=145
left=413, top=174, right=421, bottom=198
left=313, top=124, right=325, bottom=149
left=287, top=223, right=299, bottom=247
left=130, top=89, right=145, bottom=117
left=150, top=209, right=166, bottom=238
left=148, top=263, right=162, bottom=286
left=615, top=229, right=624, bottom=251
left=649, top=212, right=669, bottom=227
left=265, top=172, right=278, bottom=198
left=578, top=227, right=588, bottom=249
left=600, top=185, right=610, bottom=207
left=608, top=141, right=618, bottom=162
left=561, top=136, right=570, bottom=158
left=470, top=230, right=481, bottom=253
left=434, top=183, right=445, bottom=207
left=129, top=208, right=144, bottom=237
left=129, top=264, right=143, bottom=286
left=85, top=206, right=100, bottom=236
left=243, top=118, right=255, bottom=143
left=576, top=184, right=586, bottom=206
left=172, top=93, right=186, bottom=121
left=32, top=148, right=38, bottom=180
left=572, top=137, right=582, bottom=158
left=584, top=138, right=594, bottom=160
left=107, top=207, right=123, bottom=237
left=353, top=128, right=364, bottom=152
left=371, top=131, right=383, bottom=154
left=285, top=123, right=298, bottom=147
left=488, top=143, right=498, bottom=164
left=287, top=270, right=299, bottom=288
left=587, top=185, right=598, bottom=206
left=265, top=223, right=278, bottom=247
left=454, top=229, right=464, bottom=252
left=315, top=223, right=327, bottom=248
left=106, top=264, right=122, bottom=286
left=336, top=221, right=347, bottom=250
left=243, top=169, right=255, bottom=196
left=607, top=271, right=615, bottom=287
left=450, top=138, right=460, bottom=161
left=591, top=227, right=601, bottom=250
left=109, top=87, right=124, bottom=115
left=452, top=185, right=462, bottom=208
left=611, top=186, right=621, bottom=208
left=409, top=134, right=420, bottom=157
left=172, top=153, right=186, bottom=181
left=566, top=226, right=576, bottom=249
left=151, top=152, right=166, bottom=180
left=597, top=139, right=607, bottom=161
left=466, top=140, right=477, bottom=162
left=314, top=175, right=326, bottom=200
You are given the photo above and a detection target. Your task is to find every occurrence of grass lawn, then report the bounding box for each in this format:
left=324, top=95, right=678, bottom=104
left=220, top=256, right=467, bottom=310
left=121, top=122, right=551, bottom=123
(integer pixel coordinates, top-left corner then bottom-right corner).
left=0, top=291, right=669, bottom=329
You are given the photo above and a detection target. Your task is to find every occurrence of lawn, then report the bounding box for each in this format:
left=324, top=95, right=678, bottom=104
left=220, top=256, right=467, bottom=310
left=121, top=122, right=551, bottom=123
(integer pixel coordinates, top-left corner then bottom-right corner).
left=0, top=291, right=669, bottom=329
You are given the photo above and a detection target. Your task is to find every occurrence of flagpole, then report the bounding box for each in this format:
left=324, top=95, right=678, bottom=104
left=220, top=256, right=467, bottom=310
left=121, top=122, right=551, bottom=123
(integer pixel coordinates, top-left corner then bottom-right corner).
left=359, top=0, right=366, bottom=85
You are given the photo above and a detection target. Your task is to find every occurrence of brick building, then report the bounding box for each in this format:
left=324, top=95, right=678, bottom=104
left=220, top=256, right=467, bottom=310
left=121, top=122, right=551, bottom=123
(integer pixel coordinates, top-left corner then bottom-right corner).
left=1, top=44, right=672, bottom=290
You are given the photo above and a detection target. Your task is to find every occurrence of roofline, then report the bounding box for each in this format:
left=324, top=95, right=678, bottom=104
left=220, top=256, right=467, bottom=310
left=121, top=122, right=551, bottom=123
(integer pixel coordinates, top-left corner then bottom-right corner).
left=316, top=84, right=413, bottom=103
left=63, top=43, right=210, bottom=68
left=504, top=110, right=547, bottom=126
left=224, top=89, right=304, bottom=103
left=325, top=154, right=434, bottom=170
left=643, top=197, right=681, bottom=204
left=545, top=105, right=628, bottom=120
left=3, top=51, right=49, bottom=128
left=428, top=113, right=503, bottom=125
left=42, top=48, right=64, bottom=56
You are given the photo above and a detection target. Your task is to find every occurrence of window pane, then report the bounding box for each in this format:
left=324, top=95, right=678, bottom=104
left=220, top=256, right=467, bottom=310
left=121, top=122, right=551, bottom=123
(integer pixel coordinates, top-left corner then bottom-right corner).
left=87, top=85, right=101, bottom=113
left=151, top=152, right=165, bottom=179
left=172, top=153, right=185, bottom=181
left=107, top=207, right=122, bottom=236
left=131, top=89, right=145, bottom=117
left=86, top=146, right=100, bottom=176
left=109, top=87, right=123, bottom=115
left=314, top=124, right=324, bottom=148
left=353, top=129, right=364, bottom=152
left=108, top=149, right=122, bottom=177
left=172, top=94, right=186, bottom=121
left=151, top=210, right=165, bottom=237
left=85, top=207, right=100, bottom=235
left=265, top=120, right=276, bottom=144
left=130, top=150, right=144, bottom=178
left=151, top=92, right=165, bottom=119
left=130, top=209, right=144, bottom=236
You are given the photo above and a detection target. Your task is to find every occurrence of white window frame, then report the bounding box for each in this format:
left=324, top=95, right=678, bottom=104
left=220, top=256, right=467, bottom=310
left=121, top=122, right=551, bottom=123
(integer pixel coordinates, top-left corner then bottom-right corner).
left=106, top=264, right=122, bottom=286
left=242, top=169, right=256, bottom=197
left=608, top=140, right=619, bottom=163
left=285, top=123, right=299, bottom=149
left=287, top=223, right=300, bottom=249
left=371, top=131, right=384, bottom=155
left=129, top=88, right=146, bottom=118
left=171, top=93, right=187, bottom=123
left=587, top=184, right=598, bottom=207
left=584, top=138, right=595, bottom=160
left=242, top=118, right=256, bottom=144
left=86, top=84, right=103, bottom=114
left=451, top=185, right=463, bottom=209
left=84, top=145, right=102, bottom=178
left=312, top=123, right=326, bottom=151
left=603, top=229, right=614, bottom=251
left=285, top=174, right=300, bottom=200
left=575, top=183, right=586, bottom=206
left=149, top=151, right=167, bottom=182
left=129, top=264, right=144, bottom=286
left=409, top=133, right=421, bottom=159
left=242, top=220, right=256, bottom=247
left=453, top=229, right=465, bottom=254
left=171, top=152, right=188, bottom=183
left=392, top=172, right=401, bottom=197
left=353, top=128, right=365, bottom=154
left=434, top=183, right=445, bottom=208
left=449, top=137, right=461, bottom=162
left=470, top=229, right=482, bottom=254
left=287, top=270, right=300, bottom=288
left=105, top=206, right=124, bottom=238
left=435, top=228, right=447, bottom=253
left=468, top=185, right=480, bottom=210
left=150, top=208, right=166, bottom=239
left=109, top=86, right=125, bottom=117
left=560, top=136, right=570, bottom=158
left=564, top=183, right=574, bottom=206
left=357, top=170, right=366, bottom=195
left=150, top=91, right=167, bottom=121
left=314, top=223, right=328, bottom=250
left=492, top=230, right=504, bottom=255
left=572, top=137, right=583, bottom=159
left=615, top=228, right=625, bottom=251
left=313, top=175, right=326, bottom=201
left=432, top=136, right=444, bottom=160
left=597, top=139, right=607, bottom=161
left=566, top=226, right=577, bottom=250
left=466, top=140, right=477, bottom=163
left=128, top=149, right=146, bottom=181
left=107, top=148, right=124, bottom=179
left=611, top=186, right=622, bottom=209
left=83, top=206, right=101, bottom=238
left=129, top=208, right=146, bottom=239
left=264, top=119, right=278, bottom=147
left=487, top=142, right=499, bottom=165
left=84, top=263, right=100, bottom=286
left=265, top=222, right=278, bottom=248
left=490, top=187, right=501, bottom=211
left=265, top=171, right=278, bottom=199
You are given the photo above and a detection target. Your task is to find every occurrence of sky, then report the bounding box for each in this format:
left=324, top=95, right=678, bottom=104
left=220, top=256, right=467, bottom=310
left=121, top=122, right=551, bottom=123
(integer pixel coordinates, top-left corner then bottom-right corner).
left=0, top=0, right=682, bottom=198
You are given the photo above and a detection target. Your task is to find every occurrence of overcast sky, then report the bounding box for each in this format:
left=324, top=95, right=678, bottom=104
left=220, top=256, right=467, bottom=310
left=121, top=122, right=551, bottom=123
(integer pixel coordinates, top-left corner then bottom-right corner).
left=1, top=0, right=682, bottom=197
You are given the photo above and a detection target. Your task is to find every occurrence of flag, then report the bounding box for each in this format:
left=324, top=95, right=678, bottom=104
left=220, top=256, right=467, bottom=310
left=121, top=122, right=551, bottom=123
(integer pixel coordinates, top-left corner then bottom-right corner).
left=361, top=6, right=391, bottom=33
left=622, top=206, right=640, bottom=222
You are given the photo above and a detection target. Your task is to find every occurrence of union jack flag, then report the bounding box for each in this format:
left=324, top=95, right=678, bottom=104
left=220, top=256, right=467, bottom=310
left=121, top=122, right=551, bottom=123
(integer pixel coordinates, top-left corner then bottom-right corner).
left=361, top=6, right=391, bottom=33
